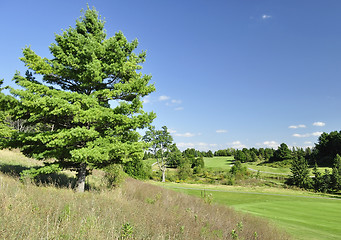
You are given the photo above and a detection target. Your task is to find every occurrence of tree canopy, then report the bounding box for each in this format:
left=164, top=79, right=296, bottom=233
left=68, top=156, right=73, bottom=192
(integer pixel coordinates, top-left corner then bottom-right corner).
left=313, top=131, right=341, bottom=166
left=4, top=6, right=155, bottom=192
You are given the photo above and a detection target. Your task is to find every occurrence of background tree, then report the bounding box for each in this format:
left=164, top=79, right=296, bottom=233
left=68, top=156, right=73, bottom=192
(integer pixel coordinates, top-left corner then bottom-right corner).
left=206, top=150, right=214, bottom=158
left=312, top=163, right=323, bottom=192
left=143, top=126, right=173, bottom=182
left=0, top=80, right=18, bottom=146
left=167, top=144, right=183, bottom=168
left=264, top=148, right=274, bottom=161
left=5, top=7, right=155, bottom=192
left=191, top=155, right=205, bottom=169
left=331, top=154, right=341, bottom=191
left=234, top=150, right=246, bottom=162
left=123, top=157, right=151, bottom=180
left=230, top=160, right=248, bottom=179
left=250, top=151, right=259, bottom=162
left=288, top=156, right=311, bottom=189
left=313, top=131, right=341, bottom=166
left=270, top=143, right=293, bottom=162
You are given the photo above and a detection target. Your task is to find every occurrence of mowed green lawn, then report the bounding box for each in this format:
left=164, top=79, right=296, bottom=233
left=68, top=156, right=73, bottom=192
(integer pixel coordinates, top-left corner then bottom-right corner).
left=156, top=182, right=341, bottom=240
left=144, top=156, right=235, bottom=171
left=203, top=156, right=234, bottom=169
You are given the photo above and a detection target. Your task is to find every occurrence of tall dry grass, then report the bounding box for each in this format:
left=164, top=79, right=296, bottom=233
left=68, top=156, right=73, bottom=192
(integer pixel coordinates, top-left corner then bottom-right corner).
left=0, top=172, right=290, bottom=239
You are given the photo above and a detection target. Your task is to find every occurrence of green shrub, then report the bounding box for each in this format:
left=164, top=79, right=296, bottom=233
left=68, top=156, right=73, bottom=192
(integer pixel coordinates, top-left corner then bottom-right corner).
left=193, top=166, right=203, bottom=175
left=230, top=161, right=248, bottom=176
left=124, top=158, right=151, bottom=180
left=178, top=163, right=192, bottom=180
left=103, top=164, right=126, bottom=188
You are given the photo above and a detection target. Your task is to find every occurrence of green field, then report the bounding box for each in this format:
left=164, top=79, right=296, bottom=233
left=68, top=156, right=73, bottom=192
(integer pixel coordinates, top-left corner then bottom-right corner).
left=244, top=162, right=291, bottom=174
left=204, top=157, right=329, bottom=176
left=155, top=182, right=341, bottom=240
left=143, top=158, right=157, bottom=167
left=203, top=156, right=234, bottom=169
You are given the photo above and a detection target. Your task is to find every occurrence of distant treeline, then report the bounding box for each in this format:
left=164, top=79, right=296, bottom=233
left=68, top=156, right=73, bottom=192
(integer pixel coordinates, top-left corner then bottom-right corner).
left=145, top=130, right=341, bottom=168
left=143, top=130, right=341, bottom=192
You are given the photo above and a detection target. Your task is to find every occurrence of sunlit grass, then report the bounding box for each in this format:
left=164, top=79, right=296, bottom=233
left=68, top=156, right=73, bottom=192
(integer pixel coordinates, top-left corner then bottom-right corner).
left=0, top=150, right=289, bottom=239
left=203, top=156, right=234, bottom=169
left=158, top=181, right=341, bottom=240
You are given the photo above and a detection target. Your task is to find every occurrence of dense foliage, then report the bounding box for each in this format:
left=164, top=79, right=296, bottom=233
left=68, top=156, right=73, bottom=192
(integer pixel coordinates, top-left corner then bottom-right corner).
left=313, top=131, right=341, bottom=166
left=2, top=7, right=155, bottom=192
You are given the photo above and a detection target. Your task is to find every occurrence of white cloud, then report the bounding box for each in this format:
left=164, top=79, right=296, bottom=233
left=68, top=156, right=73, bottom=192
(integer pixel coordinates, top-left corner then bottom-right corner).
left=142, top=96, right=150, bottom=104
left=176, top=142, right=215, bottom=151
left=159, top=95, right=170, bottom=101
left=304, top=141, right=312, bottom=145
left=313, top=122, right=325, bottom=127
left=293, top=133, right=309, bottom=138
left=293, top=132, right=323, bottom=138
left=159, top=96, right=183, bottom=111
left=168, top=129, right=177, bottom=134
left=230, top=141, right=246, bottom=149
left=177, top=142, right=195, bottom=149
left=312, top=131, right=323, bottom=136
left=209, top=143, right=218, bottom=147
left=216, top=129, right=227, bottom=133
left=289, top=124, right=306, bottom=129
left=171, top=99, right=182, bottom=104
left=174, top=132, right=195, bottom=138
left=263, top=141, right=279, bottom=148
left=262, top=14, right=272, bottom=19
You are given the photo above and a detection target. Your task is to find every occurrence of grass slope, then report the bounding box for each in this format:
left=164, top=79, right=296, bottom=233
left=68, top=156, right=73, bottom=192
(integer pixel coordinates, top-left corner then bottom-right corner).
left=0, top=150, right=289, bottom=240
left=157, top=182, right=341, bottom=240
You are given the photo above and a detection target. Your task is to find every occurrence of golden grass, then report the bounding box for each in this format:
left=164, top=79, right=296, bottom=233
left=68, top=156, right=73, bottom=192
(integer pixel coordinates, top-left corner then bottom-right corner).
left=0, top=172, right=290, bottom=239
left=0, top=149, right=290, bottom=239
left=0, top=149, right=42, bottom=167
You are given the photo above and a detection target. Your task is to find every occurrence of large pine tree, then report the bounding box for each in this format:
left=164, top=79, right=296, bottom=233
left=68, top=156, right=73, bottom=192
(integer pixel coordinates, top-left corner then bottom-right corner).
left=7, top=7, right=155, bottom=192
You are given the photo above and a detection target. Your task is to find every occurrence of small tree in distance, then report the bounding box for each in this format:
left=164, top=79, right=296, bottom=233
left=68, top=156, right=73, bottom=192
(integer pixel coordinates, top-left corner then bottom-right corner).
left=288, top=156, right=311, bottom=189
left=143, top=126, right=173, bottom=182
left=331, top=154, right=341, bottom=191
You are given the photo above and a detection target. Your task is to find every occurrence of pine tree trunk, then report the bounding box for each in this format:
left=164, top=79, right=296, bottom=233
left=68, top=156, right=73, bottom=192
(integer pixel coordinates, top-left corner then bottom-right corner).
left=75, top=163, right=87, bottom=192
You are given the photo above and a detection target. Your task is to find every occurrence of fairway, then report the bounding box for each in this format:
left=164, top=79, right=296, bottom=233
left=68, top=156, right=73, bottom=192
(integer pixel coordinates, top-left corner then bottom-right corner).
left=157, top=182, right=341, bottom=240
left=203, top=156, right=234, bottom=169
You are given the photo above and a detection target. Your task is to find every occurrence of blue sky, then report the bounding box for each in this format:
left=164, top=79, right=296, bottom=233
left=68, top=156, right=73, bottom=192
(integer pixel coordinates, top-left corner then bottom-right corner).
left=1, top=1, right=341, bottom=151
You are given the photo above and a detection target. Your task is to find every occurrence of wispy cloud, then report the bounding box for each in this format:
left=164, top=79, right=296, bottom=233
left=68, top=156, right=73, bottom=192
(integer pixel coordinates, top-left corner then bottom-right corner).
left=216, top=129, right=227, bottom=133
left=142, top=96, right=151, bottom=104
left=312, top=131, right=323, bottom=136
left=158, top=95, right=184, bottom=111
left=170, top=129, right=196, bottom=137
left=159, top=95, right=170, bottom=101
left=313, top=121, right=325, bottom=127
left=168, top=129, right=177, bottom=134
left=293, top=132, right=323, bottom=138
left=171, top=99, right=182, bottom=104
left=263, top=141, right=279, bottom=148
left=262, top=14, right=272, bottom=19
left=293, top=133, right=309, bottom=138
left=177, top=142, right=195, bottom=149
left=230, top=141, right=246, bottom=149
left=176, top=142, right=218, bottom=151
left=289, top=124, right=306, bottom=129
left=174, top=132, right=195, bottom=137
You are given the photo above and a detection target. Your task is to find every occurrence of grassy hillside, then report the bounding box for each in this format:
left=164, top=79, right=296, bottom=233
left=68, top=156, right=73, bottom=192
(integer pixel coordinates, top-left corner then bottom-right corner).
left=0, top=149, right=289, bottom=239
left=157, top=182, right=341, bottom=240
